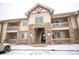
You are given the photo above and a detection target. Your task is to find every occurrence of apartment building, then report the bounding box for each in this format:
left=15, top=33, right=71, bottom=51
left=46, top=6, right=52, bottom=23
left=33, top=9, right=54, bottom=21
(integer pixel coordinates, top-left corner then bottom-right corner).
left=0, top=3, right=79, bottom=44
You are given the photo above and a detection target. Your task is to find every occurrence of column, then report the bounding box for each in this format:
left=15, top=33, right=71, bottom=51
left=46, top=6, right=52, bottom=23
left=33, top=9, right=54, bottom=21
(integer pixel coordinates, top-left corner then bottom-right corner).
left=0, top=23, right=1, bottom=41
left=77, top=14, right=79, bottom=28
left=45, top=23, right=52, bottom=44
left=28, top=24, right=34, bottom=44
left=67, top=16, right=77, bottom=43
left=1, top=22, right=8, bottom=43
left=16, top=26, right=20, bottom=44
left=76, top=14, right=79, bottom=40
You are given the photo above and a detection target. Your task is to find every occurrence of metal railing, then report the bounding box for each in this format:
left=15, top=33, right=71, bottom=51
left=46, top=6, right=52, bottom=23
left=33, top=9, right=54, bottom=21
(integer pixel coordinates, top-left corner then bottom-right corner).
left=7, top=26, right=18, bottom=31
left=51, top=22, right=68, bottom=28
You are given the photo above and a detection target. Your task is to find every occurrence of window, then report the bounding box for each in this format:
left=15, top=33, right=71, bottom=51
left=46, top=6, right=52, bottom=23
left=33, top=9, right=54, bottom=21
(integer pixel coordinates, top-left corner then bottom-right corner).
left=35, top=16, right=43, bottom=23
left=52, top=30, right=70, bottom=38
left=53, top=32, right=65, bottom=38
left=6, top=33, right=17, bottom=39
left=20, top=20, right=28, bottom=26
left=20, top=32, right=28, bottom=39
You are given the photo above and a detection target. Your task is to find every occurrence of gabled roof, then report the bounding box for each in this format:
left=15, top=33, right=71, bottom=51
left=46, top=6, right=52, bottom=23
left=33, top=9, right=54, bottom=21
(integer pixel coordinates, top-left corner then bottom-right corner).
left=52, top=10, right=79, bottom=18
left=25, top=3, right=54, bottom=16
left=0, top=18, right=27, bottom=22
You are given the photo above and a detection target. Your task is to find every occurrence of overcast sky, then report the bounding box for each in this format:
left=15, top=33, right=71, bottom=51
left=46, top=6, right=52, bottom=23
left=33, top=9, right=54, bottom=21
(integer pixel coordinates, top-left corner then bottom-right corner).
left=0, top=0, right=79, bottom=20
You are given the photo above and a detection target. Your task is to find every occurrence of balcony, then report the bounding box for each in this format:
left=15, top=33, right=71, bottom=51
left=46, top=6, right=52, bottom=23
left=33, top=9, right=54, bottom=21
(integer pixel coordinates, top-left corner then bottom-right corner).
left=51, top=22, right=68, bottom=28
left=7, top=26, right=18, bottom=31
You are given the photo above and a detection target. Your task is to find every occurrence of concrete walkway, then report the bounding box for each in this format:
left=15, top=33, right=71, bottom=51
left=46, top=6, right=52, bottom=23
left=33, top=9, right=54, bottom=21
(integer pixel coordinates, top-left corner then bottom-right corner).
left=11, top=44, right=79, bottom=51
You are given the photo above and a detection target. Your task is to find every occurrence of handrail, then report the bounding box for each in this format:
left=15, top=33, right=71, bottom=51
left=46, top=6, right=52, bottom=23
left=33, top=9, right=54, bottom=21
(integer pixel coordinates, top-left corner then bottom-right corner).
left=51, top=22, right=68, bottom=28
left=7, top=26, right=18, bottom=30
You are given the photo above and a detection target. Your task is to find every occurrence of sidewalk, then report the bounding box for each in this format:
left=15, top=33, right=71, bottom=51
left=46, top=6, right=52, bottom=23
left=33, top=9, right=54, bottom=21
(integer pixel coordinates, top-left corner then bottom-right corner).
left=11, top=44, right=79, bottom=51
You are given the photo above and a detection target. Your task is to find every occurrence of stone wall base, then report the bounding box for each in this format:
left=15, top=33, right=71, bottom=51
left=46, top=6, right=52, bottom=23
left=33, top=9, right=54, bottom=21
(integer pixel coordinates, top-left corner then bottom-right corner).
left=51, top=40, right=72, bottom=44
left=4, top=39, right=79, bottom=45
left=17, top=39, right=28, bottom=44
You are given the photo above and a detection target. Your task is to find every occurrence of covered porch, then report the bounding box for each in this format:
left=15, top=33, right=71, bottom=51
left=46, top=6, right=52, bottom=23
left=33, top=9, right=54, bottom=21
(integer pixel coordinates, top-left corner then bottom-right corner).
left=51, top=30, right=71, bottom=44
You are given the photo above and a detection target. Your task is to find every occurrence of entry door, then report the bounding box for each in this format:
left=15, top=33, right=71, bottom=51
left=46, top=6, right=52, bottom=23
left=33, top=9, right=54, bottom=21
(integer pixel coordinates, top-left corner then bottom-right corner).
left=34, top=28, right=45, bottom=44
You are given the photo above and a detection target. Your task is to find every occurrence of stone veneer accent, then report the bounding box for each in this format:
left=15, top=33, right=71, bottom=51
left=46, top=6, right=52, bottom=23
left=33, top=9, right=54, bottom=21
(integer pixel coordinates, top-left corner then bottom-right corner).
left=28, top=23, right=52, bottom=44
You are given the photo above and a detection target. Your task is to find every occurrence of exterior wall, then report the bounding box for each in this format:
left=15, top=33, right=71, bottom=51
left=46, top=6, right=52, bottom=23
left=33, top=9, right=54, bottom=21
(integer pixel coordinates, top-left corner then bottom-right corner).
left=51, top=17, right=70, bottom=44
left=20, top=20, right=28, bottom=31
left=17, top=31, right=28, bottom=44
left=0, top=4, right=78, bottom=45
left=67, top=15, right=78, bottom=43
left=77, top=15, right=79, bottom=28
left=1, top=22, right=7, bottom=43
left=70, top=15, right=77, bottom=29
left=1, top=15, right=78, bottom=44
left=18, top=20, right=29, bottom=44
left=20, top=26, right=28, bottom=31
left=29, top=12, right=51, bottom=24
left=28, top=11, right=52, bottom=44
left=28, top=23, right=52, bottom=44
left=0, top=23, right=1, bottom=41
left=0, top=23, right=1, bottom=33
left=0, top=15, right=78, bottom=44
left=76, top=14, right=79, bottom=42
left=28, top=12, right=51, bottom=44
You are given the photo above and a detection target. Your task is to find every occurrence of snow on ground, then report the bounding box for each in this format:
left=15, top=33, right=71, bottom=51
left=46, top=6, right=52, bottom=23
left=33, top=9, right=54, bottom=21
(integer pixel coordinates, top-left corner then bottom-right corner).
left=3, top=50, right=79, bottom=55
left=1, top=44, right=79, bottom=55
left=11, top=44, right=79, bottom=50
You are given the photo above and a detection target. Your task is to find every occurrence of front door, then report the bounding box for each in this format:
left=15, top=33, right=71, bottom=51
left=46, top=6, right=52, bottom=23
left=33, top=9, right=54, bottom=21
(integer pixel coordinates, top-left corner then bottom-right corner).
left=34, top=28, right=45, bottom=44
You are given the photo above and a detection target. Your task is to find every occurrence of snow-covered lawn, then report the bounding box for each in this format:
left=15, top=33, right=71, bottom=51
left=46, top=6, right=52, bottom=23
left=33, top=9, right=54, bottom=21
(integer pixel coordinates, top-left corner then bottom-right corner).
left=1, top=44, right=79, bottom=55
left=11, top=44, right=79, bottom=50
left=2, top=50, right=79, bottom=55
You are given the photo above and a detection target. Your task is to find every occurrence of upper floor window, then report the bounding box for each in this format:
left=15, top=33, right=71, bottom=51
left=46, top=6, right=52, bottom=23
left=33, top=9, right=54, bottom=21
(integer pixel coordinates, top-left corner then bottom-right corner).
left=35, top=16, right=43, bottom=23
left=20, top=20, right=28, bottom=27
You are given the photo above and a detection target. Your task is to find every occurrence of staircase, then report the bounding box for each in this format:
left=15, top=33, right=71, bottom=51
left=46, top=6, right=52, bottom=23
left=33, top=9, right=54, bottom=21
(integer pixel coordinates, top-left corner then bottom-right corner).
left=33, top=31, right=46, bottom=47
left=39, top=31, right=43, bottom=43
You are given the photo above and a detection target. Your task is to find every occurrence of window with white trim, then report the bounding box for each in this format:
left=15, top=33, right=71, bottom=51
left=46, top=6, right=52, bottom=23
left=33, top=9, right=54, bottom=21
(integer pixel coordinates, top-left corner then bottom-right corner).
left=35, top=16, right=43, bottom=23
left=20, top=20, right=28, bottom=27
left=52, top=30, right=70, bottom=38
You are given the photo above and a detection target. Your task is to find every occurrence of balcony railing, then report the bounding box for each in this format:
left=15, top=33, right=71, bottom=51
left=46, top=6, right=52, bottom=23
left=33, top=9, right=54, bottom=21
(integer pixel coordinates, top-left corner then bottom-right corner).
left=7, top=26, right=18, bottom=31
left=51, top=22, right=68, bottom=28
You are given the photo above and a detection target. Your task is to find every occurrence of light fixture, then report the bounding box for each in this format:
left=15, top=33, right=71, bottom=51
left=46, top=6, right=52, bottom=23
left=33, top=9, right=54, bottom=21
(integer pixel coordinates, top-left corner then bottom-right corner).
left=30, top=34, right=32, bottom=36
left=48, top=33, right=50, bottom=36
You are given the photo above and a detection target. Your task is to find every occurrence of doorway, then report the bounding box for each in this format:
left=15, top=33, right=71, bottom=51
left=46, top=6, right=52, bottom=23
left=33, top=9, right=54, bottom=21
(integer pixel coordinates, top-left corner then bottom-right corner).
left=34, top=28, right=45, bottom=44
